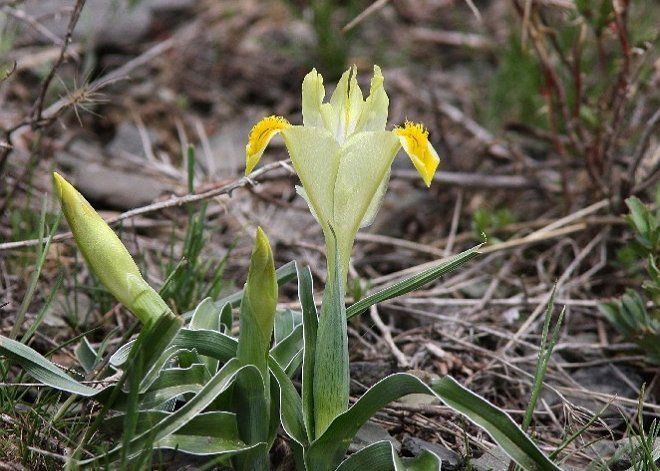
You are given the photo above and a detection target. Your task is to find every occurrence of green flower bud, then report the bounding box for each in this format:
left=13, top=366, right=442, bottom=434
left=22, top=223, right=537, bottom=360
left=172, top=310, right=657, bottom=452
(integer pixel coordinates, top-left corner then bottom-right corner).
left=237, top=227, right=278, bottom=381
left=53, top=172, right=169, bottom=325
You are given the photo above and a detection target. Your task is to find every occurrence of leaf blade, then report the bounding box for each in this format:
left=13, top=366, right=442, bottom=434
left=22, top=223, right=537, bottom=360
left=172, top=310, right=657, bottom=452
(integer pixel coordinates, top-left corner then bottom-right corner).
left=346, top=245, right=481, bottom=319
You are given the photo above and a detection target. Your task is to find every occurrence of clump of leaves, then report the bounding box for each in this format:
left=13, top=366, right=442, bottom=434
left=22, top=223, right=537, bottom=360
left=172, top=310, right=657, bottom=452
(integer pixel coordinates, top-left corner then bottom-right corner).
left=600, top=196, right=660, bottom=364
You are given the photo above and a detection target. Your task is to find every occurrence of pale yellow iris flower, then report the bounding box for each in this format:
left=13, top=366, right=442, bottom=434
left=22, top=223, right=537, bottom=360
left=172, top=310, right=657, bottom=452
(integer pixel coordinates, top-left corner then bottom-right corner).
left=245, top=66, right=440, bottom=284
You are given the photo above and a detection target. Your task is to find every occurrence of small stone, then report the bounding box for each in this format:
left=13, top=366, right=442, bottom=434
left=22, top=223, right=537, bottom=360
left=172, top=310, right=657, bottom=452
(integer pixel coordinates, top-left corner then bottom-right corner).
left=541, top=364, right=644, bottom=426
left=350, top=361, right=393, bottom=392
left=57, top=138, right=170, bottom=209
left=470, top=446, right=510, bottom=471
left=19, top=0, right=195, bottom=49
left=106, top=122, right=158, bottom=159
left=401, top=436, right=462, bottom=469
left=349, top=421, right=400, bottom=454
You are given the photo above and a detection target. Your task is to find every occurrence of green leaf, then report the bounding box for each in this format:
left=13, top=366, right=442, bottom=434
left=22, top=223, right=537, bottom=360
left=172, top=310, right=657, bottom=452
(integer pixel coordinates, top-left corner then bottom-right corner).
left=336, top=440, right=441, bottom=471
left=137, top=363, right=209, bottom=408
left=269, top=357, right=308, bottom=447
left=110, top=328, right=238, bottom=368
left=190, top=297, right=221, bottom=373
left=0, top=335, right=100, bottom=396
left=75, top=337, right=100, bottom=374
left=274, top=309, right=303, bottom=344
left=97, top=362, right=208, bottom=411
left=176, top=328, right=238, bottom=362
left=103, top=410, right=171, bottom=435
left=297, top=262, right=319, bottom=440
left=305, top=373, right=560, bottom=471
left=106, top=411, right=258, bottom=458
left=271, top=324, right=304, bottom=372
left=346, top=245, right=481, bottom=319
left=190, top=297, right=220, bottom=331
left=232, top=362, right=270, bottom=451
left=432, top=376, right=560, bottom=471
left=153, top=411, right=246, bottom=456
left=626, top=197, right=650, bottom=240
left=599, top=301, right=630, bottom=335
left=78, top=359, right=253, bottom=466
left=284, top=349, right=304, bottom=378
left=220, top=302, right=233, bottom=333
left=131, top=313, right=184, bottom=393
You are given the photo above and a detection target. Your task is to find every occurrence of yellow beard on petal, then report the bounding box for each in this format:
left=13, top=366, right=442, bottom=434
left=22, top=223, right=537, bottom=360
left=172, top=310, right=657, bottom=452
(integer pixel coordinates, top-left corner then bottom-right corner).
left=394, top=121, right=439, bottom=187
left=245, top=115, right=291, bottom=174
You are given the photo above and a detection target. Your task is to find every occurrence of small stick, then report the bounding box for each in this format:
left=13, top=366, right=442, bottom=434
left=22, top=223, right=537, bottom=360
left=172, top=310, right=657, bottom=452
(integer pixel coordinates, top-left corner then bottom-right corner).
left=370, top=305, right=410, bottom=368
left=31, top=0, right=86, bottom=123
left=444, top=189, right=463, bottom=257
left=0, top=160, right=293, bottom=251
left=342, top=0, right=389, bottom=33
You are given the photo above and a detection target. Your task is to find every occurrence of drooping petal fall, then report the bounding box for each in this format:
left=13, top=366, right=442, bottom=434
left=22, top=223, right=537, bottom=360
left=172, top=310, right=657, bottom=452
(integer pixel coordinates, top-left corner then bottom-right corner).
left=394, top=121, right=440, bottom=187
left=245, top=115, right=291, bottom=175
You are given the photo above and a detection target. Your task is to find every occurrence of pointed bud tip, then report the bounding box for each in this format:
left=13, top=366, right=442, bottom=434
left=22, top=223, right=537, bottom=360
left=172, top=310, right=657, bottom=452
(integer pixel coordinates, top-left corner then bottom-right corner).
left=254, top=226, right=272, bottom=255
left=52, top=172, right=66, bottom=200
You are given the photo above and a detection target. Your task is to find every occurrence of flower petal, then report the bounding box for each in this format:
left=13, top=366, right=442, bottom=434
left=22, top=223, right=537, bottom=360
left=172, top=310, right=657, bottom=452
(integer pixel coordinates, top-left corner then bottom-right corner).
left=394, top=121, right=440, bottom=187
left=281, top=126, right=341, bottom=231
left=333, top=131, right=400, bottom=235
left=360, top=169, right=390, bottom=228
left=302, top=69, right=326, bottom=128
left=320, top=66, right=364, bottom=142
left=355, top=65, right=389, bottom=133
left=295, top=185, right=321, bottom=224
left=245, top=115, right=291, bottom=175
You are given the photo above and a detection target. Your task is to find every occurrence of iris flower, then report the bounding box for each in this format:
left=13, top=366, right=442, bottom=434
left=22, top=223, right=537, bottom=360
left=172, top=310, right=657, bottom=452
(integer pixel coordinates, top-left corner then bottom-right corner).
left=245, top=66, right=440, bottom=285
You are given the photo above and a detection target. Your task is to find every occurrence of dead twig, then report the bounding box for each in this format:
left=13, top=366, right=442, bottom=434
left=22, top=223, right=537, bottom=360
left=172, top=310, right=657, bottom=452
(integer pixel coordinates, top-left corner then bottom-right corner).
left=391, top=169, right=535, bottom=189
left=410, top=28, right=493, bottom=51
left=0, top=160, right=293, bottom=251
left=370, top=305, right=410, bottom=367
left=31, top=0, right=86, bottom=124
left=342, top=0, right=389, bottom=33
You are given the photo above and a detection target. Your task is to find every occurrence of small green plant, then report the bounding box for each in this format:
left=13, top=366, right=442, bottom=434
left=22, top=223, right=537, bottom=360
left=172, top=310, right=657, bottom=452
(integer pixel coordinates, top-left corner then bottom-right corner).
left=600, top=386, right=660, bottom=470
left=472, top=207, right=515, bottom=243
left=160, top=147, right=229, bottom=313
left=485, top=35, right=544, bottom=129
left=600, top=196, right=660, bottom=364
left=1, top=66, right=563, bottom=470
left=281, top=0, right=362, bottom=79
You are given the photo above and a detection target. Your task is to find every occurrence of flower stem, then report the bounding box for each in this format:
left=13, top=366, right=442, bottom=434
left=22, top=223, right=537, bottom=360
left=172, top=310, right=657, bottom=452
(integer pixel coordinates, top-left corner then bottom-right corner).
left=313, top=231, right=350, bottom=437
